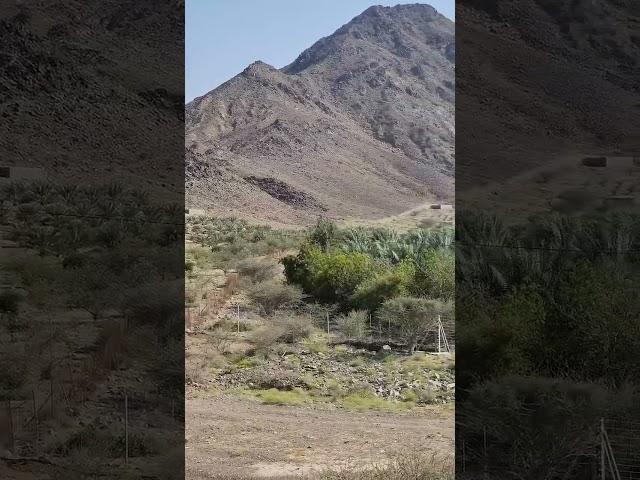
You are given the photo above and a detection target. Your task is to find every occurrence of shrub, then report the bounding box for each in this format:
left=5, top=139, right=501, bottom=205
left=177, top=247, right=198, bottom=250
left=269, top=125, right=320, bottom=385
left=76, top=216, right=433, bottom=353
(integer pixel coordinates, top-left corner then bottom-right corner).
left=310, top=217, right=338, bottom=252
left=284, top=245, right=379, bottom=305
left=412, top=249, right=454, bottom=300
left=377, top=297, right=448, bottom=352
left=237, top=257, right=280, bottom=283
left=0, top=289, right=22, bottom=315
left=335, top=310, right=370, bottom=340
left=272, top=314, right=315, bottom=343
left=243, top=369, right=309, bottom=390
left=0, top=360, right=27, bottom=400
left=250, top=325, right=287, bottom=354
left=247, top=280, right=304, bottom=315
left=319, top=452, right=453, bottom=480
left=250, top=314, right=314, bottom=353
left=351, top=262, right=413, bottom=311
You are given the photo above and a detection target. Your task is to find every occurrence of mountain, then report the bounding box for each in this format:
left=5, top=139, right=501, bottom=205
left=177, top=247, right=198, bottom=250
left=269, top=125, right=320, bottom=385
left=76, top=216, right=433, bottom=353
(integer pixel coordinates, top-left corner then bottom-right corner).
left=186, top=4, right=454, bottom=225
left=0, top=0, right=184, bottom=193
left=456, top=0, right=640, bottom=191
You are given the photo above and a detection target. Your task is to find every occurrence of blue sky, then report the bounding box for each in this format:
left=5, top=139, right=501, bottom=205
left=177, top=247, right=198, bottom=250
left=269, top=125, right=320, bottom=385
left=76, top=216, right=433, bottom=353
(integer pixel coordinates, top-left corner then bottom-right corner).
left=186, top=1, right=455, bottom=102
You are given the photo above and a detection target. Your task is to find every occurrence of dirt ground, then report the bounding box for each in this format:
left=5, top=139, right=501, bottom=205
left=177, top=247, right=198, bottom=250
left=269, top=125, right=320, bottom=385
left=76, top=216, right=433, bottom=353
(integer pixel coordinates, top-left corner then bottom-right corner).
left=186, top=394, right=453, bottom=479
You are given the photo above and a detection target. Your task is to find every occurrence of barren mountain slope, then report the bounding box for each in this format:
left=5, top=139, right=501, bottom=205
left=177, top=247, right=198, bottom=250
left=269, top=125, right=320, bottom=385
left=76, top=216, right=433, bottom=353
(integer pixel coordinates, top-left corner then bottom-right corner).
left=456, top=0, right=640, bottom=191
left=186, top=4, right=455, bottom=225
left=0, top=0, right=184, bottom=194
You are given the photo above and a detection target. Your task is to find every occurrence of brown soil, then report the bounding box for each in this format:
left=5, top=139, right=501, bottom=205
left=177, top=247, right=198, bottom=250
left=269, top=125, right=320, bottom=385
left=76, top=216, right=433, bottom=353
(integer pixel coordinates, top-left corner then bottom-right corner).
left=186, top=394, right=453, bottom=480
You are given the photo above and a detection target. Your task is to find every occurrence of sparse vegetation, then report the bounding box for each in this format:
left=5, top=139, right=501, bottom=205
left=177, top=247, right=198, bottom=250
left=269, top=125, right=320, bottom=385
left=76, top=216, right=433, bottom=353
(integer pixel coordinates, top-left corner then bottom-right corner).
left=0, top=180, right=183, bottom=471
left=318, top=452, right=453, bottom=480
left=247, top=280, right=304, bottom=315
left=185, top=213, right=454, bottom=478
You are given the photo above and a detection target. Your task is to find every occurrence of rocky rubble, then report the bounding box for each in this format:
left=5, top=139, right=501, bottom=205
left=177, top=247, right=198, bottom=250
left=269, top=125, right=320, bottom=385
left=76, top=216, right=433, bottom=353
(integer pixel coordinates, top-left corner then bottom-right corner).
left=215, top=345, right=455, bottom=404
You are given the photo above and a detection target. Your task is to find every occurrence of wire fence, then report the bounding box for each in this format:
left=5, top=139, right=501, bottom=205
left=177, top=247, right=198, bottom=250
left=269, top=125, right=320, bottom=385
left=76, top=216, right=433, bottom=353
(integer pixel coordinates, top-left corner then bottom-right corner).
left=1, top=319, right=182, bottom=460
left=604, top=417, right=640, bottom=479
left=456, top=417, right=640, bottom=479
left=186, top=273, right=455, bottom=354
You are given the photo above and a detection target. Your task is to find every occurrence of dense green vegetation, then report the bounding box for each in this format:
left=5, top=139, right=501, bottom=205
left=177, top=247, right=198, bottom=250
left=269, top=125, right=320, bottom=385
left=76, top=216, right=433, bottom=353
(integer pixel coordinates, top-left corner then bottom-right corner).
left=282, top=219, right=454, bottom=350
left=456, top=211, right=640, bottom=478
left=186, top=215, right=302, bottom=269
left=186, top=215, right=455, bottom=418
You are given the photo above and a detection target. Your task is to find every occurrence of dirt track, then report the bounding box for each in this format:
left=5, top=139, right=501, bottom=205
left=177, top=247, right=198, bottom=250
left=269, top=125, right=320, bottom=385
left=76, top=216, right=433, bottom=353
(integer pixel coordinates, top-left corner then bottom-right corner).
left=186, top=394, right=453, bottom=479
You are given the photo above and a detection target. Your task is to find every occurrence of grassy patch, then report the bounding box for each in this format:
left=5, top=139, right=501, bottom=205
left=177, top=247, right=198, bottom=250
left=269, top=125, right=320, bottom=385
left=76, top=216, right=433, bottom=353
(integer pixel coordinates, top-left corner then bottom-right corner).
left=253, top=387, right=313, bottom=406
left=302, top=335, right=330, bottom=354
left=400, top=353, right=452, bottom=372
left=340, top=391, right=411, bottom=412
left=233, top=356, right=261, bottom=369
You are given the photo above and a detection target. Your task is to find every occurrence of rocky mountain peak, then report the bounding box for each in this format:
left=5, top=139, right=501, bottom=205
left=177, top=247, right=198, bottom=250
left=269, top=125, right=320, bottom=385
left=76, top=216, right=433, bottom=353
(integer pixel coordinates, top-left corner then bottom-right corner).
left=186, top=4, right=455, bottom=223
left=242, top=60, right=277, bottom=76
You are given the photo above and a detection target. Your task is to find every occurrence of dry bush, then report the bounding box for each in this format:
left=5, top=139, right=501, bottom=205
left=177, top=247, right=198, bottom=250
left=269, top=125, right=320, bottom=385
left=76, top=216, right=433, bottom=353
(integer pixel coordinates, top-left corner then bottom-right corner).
left=317, top=452, right=453, bottom=480
left=250, top=314, right=315, bottom=353
left=223, top=272, right=239, bottom=297
left=94, top=321, right=128, bottom=370
left=272, top=314, right=315, bottom=343
left=335, top=310, right=370, bottom=340
left=247, top=279, right=304, bottom=315
left=210, top=316, right=253, bottom=333
left=250, top=324, right=287, bottom=354
left=243, top=368, right=310, bottom=391
left=237, top=257, right=280, bottom=283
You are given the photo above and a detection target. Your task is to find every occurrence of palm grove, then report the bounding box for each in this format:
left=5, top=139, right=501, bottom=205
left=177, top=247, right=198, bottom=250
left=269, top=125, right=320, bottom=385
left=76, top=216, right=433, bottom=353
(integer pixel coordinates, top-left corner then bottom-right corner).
left=456, top=211, right=640, bottom=478
left=280, top=219, right=454, bottom=351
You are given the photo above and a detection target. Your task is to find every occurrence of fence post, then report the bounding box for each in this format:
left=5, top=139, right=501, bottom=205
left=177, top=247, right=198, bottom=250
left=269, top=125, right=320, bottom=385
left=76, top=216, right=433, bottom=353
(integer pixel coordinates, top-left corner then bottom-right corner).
left=237, top=304, right=240, bottom=333
left=5, top=400, right=14, bottom=454
left=601, top=418, right=605, bottom=480
left=326, top=312, right=330, bottom=335
left=50, top=377, right=54, bottom=419
left=124, top=392, right=129, bottom=465
left=462, top=438, right=466, bottom=473
left=483, top=425, right=488, bottom=477
left=437, top=315, right=442, bottom=353
left=32, top=389, right=39, bottom=453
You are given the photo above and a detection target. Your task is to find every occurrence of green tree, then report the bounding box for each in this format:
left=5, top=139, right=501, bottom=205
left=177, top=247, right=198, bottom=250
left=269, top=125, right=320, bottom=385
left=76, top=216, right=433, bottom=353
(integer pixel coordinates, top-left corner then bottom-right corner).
left=309, top=217, right=338, bottom=252
left=413, top=249, right=454, bottom=299
left=377, top=297, right=449, bottom=352
left=351, top=262, right=414, bottom=311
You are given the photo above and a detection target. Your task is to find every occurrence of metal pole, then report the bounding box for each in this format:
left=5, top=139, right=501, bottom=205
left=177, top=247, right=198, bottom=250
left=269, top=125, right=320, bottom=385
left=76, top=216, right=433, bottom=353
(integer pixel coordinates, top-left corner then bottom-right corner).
left=125, top=393, right=129, bottom=465
left=483, top=425, right=488, bottom=477
left=326, top=312, right=330, bottom=334
left=237, top=304, right=240, bottom=333
left=438, top=315, right=442, bottom=353
left=462, top=439, right=466, bottom=473
left=601, top=418, right=605, bottom=480
left=32, top=389, right=39, bottom=453
left=50, top=377, right=54, bottom=418
left=6, top=400, right=14, bottom=454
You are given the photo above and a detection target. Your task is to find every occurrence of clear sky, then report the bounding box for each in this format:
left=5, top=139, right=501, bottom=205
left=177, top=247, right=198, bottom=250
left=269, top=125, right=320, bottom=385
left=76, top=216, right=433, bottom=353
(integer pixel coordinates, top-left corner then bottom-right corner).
left=186, top=1, right=455, bottom=102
